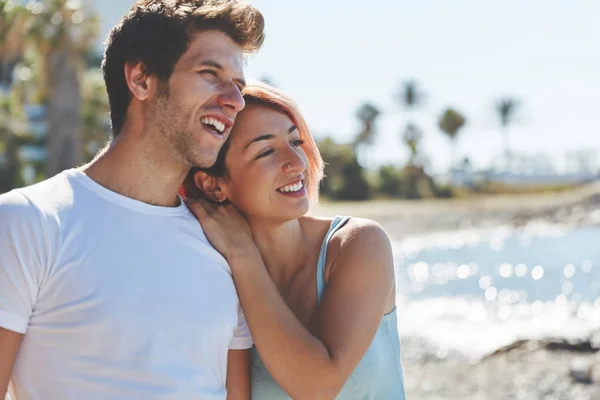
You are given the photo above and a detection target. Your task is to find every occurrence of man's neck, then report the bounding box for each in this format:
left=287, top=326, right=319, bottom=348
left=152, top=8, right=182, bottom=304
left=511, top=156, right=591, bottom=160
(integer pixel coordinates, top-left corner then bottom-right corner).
left=81, top=129, right=188, bottom=208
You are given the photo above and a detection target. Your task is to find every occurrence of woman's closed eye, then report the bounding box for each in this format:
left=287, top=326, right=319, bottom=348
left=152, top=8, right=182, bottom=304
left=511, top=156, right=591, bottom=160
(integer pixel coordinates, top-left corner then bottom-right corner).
left=199, top=69, right=218, bottom=78
left=256, top=139, right=304, bottom=159
left=256, top=148, right=274, bottom=159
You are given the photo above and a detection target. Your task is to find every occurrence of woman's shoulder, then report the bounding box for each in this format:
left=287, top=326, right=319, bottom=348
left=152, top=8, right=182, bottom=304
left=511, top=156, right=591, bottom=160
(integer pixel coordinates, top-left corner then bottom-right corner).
left=330, top=217, right=390, bottom=253
left=299, top=215, right=392, bottom=259
left=319, top=217, right=393, bottom=281
left=300, top=215, right=387, bottom=238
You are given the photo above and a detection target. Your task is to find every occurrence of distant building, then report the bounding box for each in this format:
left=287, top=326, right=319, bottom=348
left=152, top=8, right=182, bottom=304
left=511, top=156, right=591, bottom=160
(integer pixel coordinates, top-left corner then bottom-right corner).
left=447, top=168, right=598, bottom=188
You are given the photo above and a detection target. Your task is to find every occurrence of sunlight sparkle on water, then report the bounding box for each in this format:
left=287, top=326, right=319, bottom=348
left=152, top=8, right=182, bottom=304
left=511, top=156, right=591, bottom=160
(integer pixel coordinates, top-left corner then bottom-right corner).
left=393, top=225, right=600, bottom=362
left=457, top=264, right=470, bottom=279
left=564, top=264, right=576, bottom=278
left=514, top=263, right=528, bottom=277
left=411, top=262, right=429, bottom=283
left=498, top=263, right=513, bottom=278
left=498, top=289, right=511, bottom=303
left=531, top=265, right=544, bottom=280
left=562, top=281, right=574, bottom=296
left=485, top=287, right=498, bottom=301
left=479, top=275, right=492, bottom=289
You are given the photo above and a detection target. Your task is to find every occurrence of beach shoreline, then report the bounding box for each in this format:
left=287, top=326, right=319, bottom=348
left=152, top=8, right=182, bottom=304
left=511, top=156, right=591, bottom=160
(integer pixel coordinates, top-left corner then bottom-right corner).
left=313, top=181, right=600, bottom=240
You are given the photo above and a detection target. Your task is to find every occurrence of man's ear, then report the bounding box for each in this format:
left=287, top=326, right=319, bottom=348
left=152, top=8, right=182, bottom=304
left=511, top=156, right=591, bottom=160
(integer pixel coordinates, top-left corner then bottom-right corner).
left=124, top=62, right=158, bottom=101
left=192, top=170, right=227, bottom=203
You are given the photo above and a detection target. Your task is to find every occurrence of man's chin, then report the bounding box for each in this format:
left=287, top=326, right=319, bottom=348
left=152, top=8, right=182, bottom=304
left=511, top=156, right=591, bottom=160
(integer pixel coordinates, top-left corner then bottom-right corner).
left=182, top=147, right=219, bottom=169
left=188, top=163, right=212, bottom=171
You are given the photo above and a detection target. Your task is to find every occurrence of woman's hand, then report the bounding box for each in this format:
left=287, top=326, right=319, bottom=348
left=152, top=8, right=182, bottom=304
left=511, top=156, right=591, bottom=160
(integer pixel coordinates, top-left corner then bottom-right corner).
left=185, top=198, right=257, bottom=261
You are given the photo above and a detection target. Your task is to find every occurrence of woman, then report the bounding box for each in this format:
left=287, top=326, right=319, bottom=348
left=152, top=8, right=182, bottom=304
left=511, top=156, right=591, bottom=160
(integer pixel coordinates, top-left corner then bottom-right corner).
left=183, top=82, right=406, bottom=399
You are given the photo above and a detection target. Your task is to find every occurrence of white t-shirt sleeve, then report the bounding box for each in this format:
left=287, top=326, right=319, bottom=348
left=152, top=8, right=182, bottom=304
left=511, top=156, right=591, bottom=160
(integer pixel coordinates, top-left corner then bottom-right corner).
left=229, top=303, right=253, bottom=350
left=0, top=190, right=48, bottom=334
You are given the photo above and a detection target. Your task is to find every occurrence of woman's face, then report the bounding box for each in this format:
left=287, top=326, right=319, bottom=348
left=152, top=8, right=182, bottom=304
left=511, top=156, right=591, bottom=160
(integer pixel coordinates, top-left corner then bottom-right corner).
left=219, top=103, right=310, bottom=221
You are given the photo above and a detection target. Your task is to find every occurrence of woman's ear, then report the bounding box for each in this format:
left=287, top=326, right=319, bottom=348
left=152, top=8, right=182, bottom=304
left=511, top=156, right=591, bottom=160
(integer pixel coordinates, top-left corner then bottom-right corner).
left=192, top=170, right=227, bottom=203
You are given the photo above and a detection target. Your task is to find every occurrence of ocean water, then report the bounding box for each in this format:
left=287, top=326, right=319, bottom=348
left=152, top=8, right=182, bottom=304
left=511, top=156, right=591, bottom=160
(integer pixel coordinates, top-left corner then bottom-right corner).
left=393, top=223, right=600, bottom=361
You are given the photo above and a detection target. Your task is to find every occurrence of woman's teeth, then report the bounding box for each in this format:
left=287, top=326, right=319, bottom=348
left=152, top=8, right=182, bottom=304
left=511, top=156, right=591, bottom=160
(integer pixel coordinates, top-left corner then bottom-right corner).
left=201, top=117, right=225, bottom=133
left=278, top=181, right=304, bottom=193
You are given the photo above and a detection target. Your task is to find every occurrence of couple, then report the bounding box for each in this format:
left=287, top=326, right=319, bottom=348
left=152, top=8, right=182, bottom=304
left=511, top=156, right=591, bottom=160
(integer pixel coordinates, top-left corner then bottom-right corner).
left=0, top=1, right=405, bottom=399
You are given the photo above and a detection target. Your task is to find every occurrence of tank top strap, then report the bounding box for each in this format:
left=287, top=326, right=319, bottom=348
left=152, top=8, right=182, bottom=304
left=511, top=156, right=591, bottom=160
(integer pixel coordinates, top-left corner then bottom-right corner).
left=316, top=216, right=351, bottom=304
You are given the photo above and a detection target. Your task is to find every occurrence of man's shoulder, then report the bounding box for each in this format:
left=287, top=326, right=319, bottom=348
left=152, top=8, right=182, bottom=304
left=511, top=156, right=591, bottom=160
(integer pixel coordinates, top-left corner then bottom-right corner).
left=0, top=170, right=77, bottom=222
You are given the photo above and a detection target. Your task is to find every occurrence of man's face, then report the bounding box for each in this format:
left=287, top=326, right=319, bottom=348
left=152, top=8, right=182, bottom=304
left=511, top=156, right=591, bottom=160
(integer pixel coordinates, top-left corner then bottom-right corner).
left=149, top=30, right=246, bottom=168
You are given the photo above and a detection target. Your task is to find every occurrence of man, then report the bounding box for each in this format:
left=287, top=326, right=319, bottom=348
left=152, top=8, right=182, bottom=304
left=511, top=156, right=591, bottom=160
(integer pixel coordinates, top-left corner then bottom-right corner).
left=0, top=1, right=264, bottom=398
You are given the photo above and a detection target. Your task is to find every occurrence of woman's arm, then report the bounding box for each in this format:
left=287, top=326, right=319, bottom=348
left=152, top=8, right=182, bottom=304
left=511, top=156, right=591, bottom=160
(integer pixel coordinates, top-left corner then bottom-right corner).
left=186, top=200, right=395, bottom=400
left=230, top=221, right=394, bottom=399
left=226, top=349, right=250, bottom=400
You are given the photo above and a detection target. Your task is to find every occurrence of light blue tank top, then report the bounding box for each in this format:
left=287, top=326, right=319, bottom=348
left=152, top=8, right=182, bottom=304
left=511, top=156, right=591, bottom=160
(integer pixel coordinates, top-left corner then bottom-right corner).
left=249, top=216, right=406, bottom=399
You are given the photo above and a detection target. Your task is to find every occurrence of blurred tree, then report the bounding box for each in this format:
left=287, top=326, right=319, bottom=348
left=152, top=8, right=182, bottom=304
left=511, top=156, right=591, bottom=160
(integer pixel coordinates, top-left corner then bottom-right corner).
left=353, top=102, right=380, bottom=168
left=0, top=86, right=32, bottom=192
left=438, top=108, right=467, bottom=171
left=318, top=137, right=370, bottom=201
left=1, top=0, right=28, bottom=85
left=402, top=164, right=436, bottom=199
left=377, top=164, right=404, bottom=197
left=1, top=0, right=100, bottom=178
left=495, top=97, right=519, bottom=166
left=81, top=69, right=110, bottom=161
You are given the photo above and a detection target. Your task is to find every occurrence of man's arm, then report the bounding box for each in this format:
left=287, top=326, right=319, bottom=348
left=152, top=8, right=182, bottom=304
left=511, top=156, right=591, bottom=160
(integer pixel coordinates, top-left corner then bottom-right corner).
left=226, top=349, right=250, bottom=400
left=0, top=328, right=23, bottom=397
left=0, top=191, right=49, bottom=397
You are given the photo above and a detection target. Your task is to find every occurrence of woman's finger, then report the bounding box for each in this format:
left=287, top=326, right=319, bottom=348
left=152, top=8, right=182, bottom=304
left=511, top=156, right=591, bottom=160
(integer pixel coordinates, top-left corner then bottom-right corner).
left=184, top=198, right=210, bottom=219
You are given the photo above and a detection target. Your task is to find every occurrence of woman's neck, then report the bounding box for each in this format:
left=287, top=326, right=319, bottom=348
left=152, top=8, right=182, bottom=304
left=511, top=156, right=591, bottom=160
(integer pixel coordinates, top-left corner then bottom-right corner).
left=247, top=217, right=311, bottom=282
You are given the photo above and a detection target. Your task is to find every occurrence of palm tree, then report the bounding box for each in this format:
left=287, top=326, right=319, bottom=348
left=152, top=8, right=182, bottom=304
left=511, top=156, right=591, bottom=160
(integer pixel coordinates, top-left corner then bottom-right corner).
left=495, top=97, right=519, bottom=166
left=438, top=108, right=467, bottom=171
left=396, top=80, right=425, bottom=166
left=396, top=80, right=424, bottom=112
left=402, top=123, right=422, bottom=166
left=353, top=102, right=380, bottom=168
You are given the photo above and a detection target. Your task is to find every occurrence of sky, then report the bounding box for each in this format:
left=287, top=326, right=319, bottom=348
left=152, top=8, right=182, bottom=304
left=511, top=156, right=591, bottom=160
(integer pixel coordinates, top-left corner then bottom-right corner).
left=96, top=0, right=600, bottom=173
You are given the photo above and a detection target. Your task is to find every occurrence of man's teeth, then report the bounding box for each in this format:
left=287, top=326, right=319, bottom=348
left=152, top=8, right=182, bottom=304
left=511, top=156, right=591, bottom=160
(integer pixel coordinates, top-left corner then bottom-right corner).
left=278, top=181, right=304, bottom=193
left=201, top=117, right=225, bottom=133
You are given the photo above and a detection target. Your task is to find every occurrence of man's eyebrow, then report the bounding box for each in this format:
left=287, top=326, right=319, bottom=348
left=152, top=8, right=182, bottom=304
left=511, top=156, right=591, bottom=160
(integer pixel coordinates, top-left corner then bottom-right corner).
left=244, top=134, right=275, bottom=150
left=199, top=60, right=245, bottom=89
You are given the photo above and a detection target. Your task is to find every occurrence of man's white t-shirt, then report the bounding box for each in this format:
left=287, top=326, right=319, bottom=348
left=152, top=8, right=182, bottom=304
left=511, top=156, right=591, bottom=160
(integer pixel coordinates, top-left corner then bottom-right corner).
left=0, top=169, right=252, bottom=400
